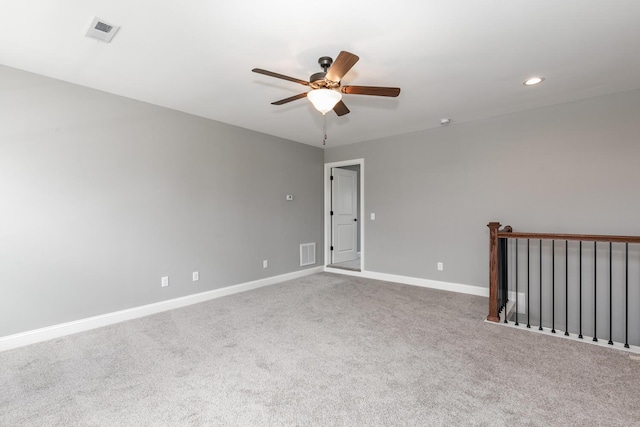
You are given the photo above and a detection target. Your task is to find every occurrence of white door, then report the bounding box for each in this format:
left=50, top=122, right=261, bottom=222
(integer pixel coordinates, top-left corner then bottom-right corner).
left=331, top=167, right=358, bottom=263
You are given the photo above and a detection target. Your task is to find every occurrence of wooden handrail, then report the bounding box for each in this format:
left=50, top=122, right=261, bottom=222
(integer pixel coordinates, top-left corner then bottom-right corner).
left=498, top=231, right=640, bottom=244
left=487, top=221, right=640, bottom=323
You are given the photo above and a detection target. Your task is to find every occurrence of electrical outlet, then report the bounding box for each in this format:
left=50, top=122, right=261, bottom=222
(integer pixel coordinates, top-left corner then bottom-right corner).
left=161, top=276, right=169, bottom=287
left=370, top=213, right=376, bottom=220
left=437, top=262, right=443, bottom=271
left=263, top=260, right=268, bottom=268
left=192, top=271, right=199, bottom=282
left=509, top=291, right=527, bottom=314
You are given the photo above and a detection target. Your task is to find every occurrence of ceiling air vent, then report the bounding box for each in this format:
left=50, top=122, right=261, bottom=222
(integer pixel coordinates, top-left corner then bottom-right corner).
left=85, top=17, right=120, bottom=43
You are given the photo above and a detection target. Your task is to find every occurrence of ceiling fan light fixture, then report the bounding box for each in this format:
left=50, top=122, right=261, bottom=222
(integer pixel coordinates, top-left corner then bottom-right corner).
left=307, top=88, right=342, bottom=114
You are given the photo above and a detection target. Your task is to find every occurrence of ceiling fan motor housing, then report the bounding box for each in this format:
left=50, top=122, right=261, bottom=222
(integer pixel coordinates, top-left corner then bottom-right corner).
left=309, top=72, right=327, bottom=88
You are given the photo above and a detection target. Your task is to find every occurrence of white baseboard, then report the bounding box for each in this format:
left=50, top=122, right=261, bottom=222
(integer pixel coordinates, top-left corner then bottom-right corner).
left=0, top=266, right=323, bottom=352
left=485, top=319, right=640, bottom=355
left=323, top=266, right=488, bottom=297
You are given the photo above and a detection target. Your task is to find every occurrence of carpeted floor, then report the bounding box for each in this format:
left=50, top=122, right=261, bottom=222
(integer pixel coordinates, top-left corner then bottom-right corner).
left=1, top=273, right=639, bottom=426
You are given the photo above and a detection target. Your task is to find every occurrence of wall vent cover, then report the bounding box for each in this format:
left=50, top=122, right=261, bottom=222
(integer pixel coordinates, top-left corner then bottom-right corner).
left=85, top=17, right=120, bottom=43
left=300, top=243, right=316, bottom=266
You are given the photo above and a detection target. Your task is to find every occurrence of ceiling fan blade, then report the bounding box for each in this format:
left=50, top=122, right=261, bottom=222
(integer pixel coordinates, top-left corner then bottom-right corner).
left=252, top=68, right=309, bottom=86
left=340, top=86, right=401, bottom=97
left=325, top=51, right=359, bottom=82
left=271, top=92, right=308, bottom=105
left=333, top=100, right=350, bottom=116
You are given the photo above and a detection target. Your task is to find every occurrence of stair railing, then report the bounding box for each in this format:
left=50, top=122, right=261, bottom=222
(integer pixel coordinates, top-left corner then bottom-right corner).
left=487, top=222, right=640, bottom=348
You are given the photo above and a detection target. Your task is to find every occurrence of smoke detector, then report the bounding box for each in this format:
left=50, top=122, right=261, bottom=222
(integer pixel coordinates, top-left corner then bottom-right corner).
left=85, top=17, right=120, bottom=43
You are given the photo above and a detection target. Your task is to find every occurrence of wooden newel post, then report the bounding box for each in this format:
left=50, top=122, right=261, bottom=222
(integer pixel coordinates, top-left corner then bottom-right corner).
left=487, top=222, right=501, bottom=322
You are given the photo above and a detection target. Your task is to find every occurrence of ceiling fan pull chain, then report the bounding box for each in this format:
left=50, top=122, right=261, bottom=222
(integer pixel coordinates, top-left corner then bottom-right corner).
left=323, top=114, right=327, bottom=146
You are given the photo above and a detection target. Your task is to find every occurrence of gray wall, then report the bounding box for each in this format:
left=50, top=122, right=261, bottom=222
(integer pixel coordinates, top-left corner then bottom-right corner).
left=0, top=66, right=324, bottom=337
left=324, top=88, right=640, bottom=289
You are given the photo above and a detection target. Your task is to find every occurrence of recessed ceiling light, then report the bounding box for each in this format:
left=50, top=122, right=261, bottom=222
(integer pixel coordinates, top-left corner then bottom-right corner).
left=523, top=77, right=545, bottom=86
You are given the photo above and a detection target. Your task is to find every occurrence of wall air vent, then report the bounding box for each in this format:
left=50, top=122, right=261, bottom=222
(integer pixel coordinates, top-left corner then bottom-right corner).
left=300, top=243, right=316, bottom=267
left=85, top=17, right=120, bottom=43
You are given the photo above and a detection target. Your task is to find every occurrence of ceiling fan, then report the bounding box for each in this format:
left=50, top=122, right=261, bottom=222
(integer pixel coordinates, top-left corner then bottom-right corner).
left=252, top=51, right=400, bottom=116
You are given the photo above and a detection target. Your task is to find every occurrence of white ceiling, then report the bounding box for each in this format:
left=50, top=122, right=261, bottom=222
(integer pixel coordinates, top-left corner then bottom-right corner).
left=2, top=1, right=640, bottom=147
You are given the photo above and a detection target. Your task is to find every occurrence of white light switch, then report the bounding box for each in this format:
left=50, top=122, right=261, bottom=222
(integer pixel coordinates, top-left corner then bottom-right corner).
left=370, top=213, right=376, bottom=220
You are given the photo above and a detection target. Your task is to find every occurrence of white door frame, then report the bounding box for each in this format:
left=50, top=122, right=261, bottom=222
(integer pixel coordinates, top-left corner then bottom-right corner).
left=324, top=158, right=365, bottom=273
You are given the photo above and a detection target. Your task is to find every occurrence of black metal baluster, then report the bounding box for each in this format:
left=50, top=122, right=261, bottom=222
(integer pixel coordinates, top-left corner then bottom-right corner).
left=579, top=241, right=583, bottom=339
left=539, top=239, right=543, bottom=331
left=552, top=240, right=556, bottom=333
left=625, top=243, right=629, bottom=349
left=498, top=238, right=502, bottom=315
left=503, top=237, right=508, bottom=323
left=593, top=241, right=598, bottom=342
left=527, top=239, right=531, bottom=329
left=565, top=240, right=569, bottom=336
left=515, top=238, right=519, bottom=326
left=608, top=242, right=613, bottom=345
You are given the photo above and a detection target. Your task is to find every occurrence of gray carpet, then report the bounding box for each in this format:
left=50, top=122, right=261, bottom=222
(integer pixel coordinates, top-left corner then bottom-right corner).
left=1, top=273, right=639, bottom=426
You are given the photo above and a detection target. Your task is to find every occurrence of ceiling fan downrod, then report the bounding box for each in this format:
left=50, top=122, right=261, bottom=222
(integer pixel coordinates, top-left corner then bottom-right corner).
left=318, top=56, right=333, bottom=72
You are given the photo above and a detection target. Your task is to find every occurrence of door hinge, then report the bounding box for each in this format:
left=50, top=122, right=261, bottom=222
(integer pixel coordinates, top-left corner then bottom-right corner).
left=330, top=246, right=334, bottom=251
left=330, top=176, right=334, bottom=180
left=330, top=211, right=333, bottom=216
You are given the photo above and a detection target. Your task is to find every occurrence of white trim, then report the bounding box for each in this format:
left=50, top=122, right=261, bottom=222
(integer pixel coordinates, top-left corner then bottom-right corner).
left=324, top=159, right=365, bottom=269
left=0, top=267, right=323, bottom=352
left=485, top=318, right=640, bottom=355
left=324, top=267, right=489, bottom=297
